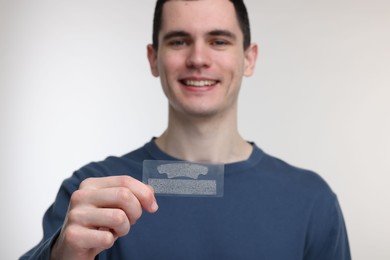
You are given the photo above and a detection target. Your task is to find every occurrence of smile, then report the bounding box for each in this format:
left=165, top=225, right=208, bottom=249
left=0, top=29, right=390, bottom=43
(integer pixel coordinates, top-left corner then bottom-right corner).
left=181, top=80, right=218, bottom=87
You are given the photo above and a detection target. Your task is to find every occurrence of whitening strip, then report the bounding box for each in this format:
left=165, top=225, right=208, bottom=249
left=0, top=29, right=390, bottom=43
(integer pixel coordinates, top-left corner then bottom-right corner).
left=143, top=160, right=224, bottom=197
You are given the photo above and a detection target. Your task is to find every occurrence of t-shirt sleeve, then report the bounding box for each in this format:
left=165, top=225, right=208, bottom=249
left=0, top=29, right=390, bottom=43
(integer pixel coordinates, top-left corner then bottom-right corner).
left=19, top=171, right=84, bottom=259
left=19, top=228, right=61, bottom=260
left=304, top=190, right=351, bottom=260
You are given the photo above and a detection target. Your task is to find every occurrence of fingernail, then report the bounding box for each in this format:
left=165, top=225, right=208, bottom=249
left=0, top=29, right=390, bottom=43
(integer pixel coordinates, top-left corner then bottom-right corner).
left=151, top=199, right=158, bottom=212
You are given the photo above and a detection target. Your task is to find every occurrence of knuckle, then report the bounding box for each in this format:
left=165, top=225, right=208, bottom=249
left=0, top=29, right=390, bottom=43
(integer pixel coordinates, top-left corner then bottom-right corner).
left=116, top=175, right=135, bottom=188
left=66, top=209, right=80, bottom=224
left=79, top=177, right=95, bottom=189
left=63, top=225, right=81, bottom=246
left=114, top=188, right=143, bottom=223
left=110, top=210, right=131, bottom=236
left=70, top=189, right=88, bottom=205
left=109, top=210, right=127, bottom=227
left=66, top=208, right=87, bottom=226
left=99, top=231, right=115, bottom=249
left=115, top=187, right=132, bottom=204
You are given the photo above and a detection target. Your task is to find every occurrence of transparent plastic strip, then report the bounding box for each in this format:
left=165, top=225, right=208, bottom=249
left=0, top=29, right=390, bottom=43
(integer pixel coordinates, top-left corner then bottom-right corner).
left=143, top=160, right=224, bottom=197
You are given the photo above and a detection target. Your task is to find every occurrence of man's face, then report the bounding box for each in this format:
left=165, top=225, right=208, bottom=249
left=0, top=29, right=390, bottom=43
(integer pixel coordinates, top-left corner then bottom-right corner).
left=147, top=0, right=257, bottom=119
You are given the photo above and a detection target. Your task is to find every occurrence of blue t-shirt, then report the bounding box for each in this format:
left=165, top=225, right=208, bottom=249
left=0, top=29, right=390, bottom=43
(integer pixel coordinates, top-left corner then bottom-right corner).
left=21, top=139, right=351, bottom=260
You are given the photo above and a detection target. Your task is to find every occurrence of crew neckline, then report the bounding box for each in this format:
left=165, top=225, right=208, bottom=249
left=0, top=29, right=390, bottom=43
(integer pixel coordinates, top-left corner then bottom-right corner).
left=144, top=138, right=265, bottom=174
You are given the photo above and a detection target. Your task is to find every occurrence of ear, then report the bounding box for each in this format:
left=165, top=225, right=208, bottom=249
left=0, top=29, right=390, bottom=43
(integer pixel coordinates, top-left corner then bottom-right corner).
left=147, top=44, right=159, bottom=77
left=243, top=43, right=258, bottom=77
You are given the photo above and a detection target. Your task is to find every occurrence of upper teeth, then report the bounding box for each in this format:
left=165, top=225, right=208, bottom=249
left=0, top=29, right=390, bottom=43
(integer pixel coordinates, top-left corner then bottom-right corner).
left=185, top=80, right=216, bottom=86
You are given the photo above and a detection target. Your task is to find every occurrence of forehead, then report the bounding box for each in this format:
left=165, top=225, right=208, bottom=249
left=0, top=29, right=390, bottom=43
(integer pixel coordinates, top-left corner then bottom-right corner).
left=160, top=0, right=241, bottom=35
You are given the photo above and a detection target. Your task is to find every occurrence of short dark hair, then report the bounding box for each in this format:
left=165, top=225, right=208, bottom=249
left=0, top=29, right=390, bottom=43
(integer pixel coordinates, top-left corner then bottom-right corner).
left=152, top=0, right=251, bottom=51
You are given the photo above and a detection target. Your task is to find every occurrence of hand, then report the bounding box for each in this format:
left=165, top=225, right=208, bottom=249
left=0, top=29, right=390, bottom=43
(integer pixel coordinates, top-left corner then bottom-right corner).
left=51, top=176, right=158, bottom=260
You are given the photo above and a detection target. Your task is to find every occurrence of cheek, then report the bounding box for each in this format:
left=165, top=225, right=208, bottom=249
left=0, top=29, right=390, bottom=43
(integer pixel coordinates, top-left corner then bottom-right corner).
left=157, top=54, right=182, bottom=94
left=216, top=52, right=245, bottom=75
left=158, top=52, right=183, bottom=75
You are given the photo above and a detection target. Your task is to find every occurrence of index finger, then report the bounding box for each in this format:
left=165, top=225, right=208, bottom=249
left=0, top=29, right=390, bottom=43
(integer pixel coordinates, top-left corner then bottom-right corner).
left=80, top=176, right=158, bottom=213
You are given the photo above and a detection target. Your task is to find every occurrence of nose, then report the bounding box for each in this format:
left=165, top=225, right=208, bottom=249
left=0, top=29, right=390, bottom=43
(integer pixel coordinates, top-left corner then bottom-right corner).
left=185, top=41, right=211, bottom=69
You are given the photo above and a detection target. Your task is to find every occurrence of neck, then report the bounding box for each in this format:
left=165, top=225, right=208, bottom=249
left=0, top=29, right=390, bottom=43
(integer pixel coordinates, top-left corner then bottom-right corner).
left=155, top=107, right=252, bottom=164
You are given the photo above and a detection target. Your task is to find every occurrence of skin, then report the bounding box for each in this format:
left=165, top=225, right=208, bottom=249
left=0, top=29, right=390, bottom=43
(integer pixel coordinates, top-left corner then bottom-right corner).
left=51, top=176, right=158, bottom=259
left=51, top=0, right=257, bottom=259
left=149, top=0, right=257, bottom=163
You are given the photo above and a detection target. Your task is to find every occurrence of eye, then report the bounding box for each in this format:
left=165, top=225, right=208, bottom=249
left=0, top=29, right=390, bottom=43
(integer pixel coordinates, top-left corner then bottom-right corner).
left=168, top=39, right=189, bottom=48
left=213, top=40, right=227, bottom=45
left=210, top=39, right=230, bottom=48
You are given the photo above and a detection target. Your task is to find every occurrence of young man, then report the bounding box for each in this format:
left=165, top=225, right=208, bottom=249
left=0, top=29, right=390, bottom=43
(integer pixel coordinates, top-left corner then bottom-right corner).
left=21, top=0, right=351, bottom=259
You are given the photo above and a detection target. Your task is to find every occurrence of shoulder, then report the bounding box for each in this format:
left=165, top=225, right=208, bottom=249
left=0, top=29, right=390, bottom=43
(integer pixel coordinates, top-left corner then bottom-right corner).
left=261, top=150, right=333, bottom=193
left=246, top=146, right=337, bottom=210
left=258, top=150, right=348, bottom=234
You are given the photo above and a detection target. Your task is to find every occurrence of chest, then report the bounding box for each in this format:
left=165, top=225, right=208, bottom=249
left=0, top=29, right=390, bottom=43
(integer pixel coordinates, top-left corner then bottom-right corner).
left=104, top=188, right=310, bottom=260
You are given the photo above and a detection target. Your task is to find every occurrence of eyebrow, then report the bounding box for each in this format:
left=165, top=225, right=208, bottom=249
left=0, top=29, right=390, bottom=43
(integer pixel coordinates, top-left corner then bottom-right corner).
left=162, top=30, right=191, bottom=42
left=162, top=29, right=237, bottom=42
left=208, top=30, right=237, bottom=41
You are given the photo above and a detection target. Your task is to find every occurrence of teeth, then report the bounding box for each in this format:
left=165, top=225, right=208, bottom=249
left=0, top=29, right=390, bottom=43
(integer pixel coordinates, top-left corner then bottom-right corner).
left=184, top=80, right=216, bottom=87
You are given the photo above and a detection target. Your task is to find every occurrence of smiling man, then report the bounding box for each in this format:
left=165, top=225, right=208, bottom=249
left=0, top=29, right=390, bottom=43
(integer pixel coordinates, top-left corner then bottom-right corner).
left=147, top=0, right=257, bottom=165
left=21, top=1, right=351, bottom=259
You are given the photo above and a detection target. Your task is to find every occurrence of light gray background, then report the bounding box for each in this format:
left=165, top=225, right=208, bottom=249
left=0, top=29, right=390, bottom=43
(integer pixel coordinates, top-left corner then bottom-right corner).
left=1, top=0, right=389, bottom=259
